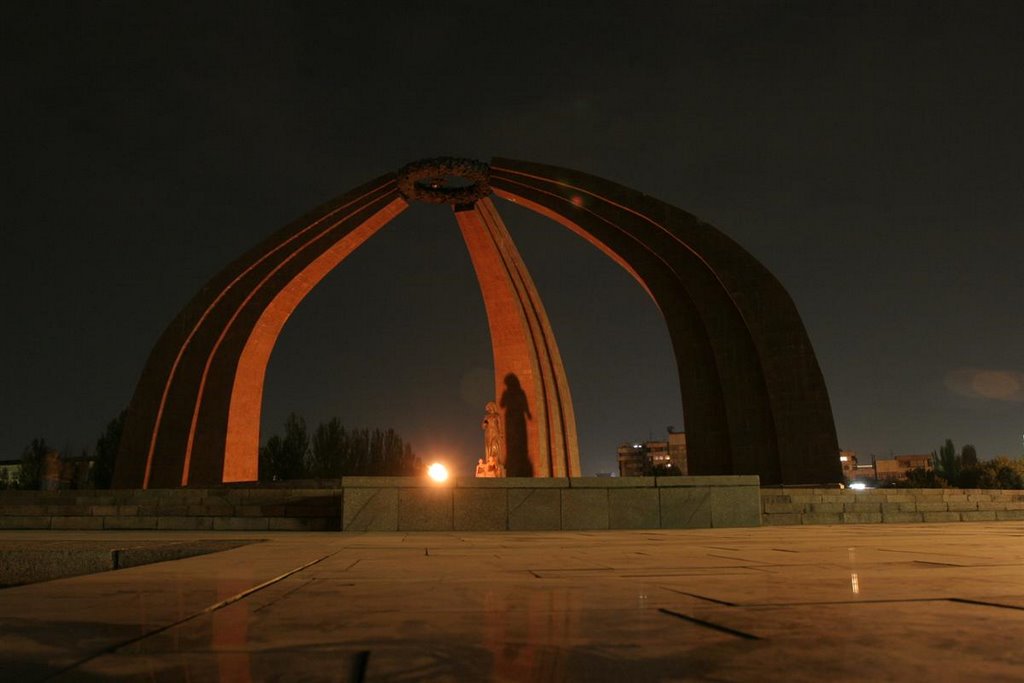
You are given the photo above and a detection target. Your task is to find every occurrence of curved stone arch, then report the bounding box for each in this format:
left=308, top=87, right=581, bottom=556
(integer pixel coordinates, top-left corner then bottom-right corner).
left=488, top=158, right=839, bottom=484
left=113, top=158, right=840, bottom=488
left=114, top=174, right=407, bottom=488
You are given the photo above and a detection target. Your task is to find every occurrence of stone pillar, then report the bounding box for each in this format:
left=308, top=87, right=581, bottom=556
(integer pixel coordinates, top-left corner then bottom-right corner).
left=454, top=198, right=581, bottom=478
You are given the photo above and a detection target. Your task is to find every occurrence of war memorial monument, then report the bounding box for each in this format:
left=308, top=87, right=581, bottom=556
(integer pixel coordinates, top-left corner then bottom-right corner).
left=112, top=157, right=841, bottom=495
left=3, top=160, right=1021, bottom=683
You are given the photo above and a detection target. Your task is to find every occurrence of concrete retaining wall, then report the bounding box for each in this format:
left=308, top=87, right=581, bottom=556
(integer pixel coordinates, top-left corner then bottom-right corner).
left=762, top=487, right=1024, bottom=525
left=341, top=475, right=760, bottom=531
left=0, top=476, right=762, bottom=531
left=7, top=481, right=1021, bottom=531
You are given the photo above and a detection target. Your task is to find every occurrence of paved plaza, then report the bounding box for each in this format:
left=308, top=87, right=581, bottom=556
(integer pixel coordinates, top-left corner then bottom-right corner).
left=1, top=522, right=1022, bottom=681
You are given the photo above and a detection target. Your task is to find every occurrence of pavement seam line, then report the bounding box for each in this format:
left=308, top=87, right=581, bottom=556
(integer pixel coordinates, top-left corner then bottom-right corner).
left=948, top=597, right=1024, bottom=611
left=657, top=608, right=760, bottom=640
left=659, top=588, right=738, bottom=606
left=43, top=548, right=345, bottom=681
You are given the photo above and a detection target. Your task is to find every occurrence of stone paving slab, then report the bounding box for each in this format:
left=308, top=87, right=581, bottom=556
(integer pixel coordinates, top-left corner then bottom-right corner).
left=0, top=523, right=1022, bottom=681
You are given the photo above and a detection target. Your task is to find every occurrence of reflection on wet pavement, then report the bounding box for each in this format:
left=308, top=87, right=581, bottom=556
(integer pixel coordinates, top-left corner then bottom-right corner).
left=0, top=523, right=1022, bottom=681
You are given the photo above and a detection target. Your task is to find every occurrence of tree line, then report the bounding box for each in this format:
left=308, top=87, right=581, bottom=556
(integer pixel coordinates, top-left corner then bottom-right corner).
left=2, top=410, right=420, bottom=489
left=259, top=413, right=422, bottom=482
left=901, top=438, right=1024, bottom=489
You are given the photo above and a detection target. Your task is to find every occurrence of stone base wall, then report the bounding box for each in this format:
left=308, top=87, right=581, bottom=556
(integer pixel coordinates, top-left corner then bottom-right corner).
left=341, top=475, right=760, bottom=531
left=762, top=487, right=1024, bottom=525
left=11, top=481, right=1020, bottom=531
left=0, top=476, right=762, bottom=531
left=0, top=488, right=341, bottom=531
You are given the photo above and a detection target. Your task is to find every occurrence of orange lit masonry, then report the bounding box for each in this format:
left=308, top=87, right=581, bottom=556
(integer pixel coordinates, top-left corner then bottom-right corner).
left=113, top=158, right=840, bottom=488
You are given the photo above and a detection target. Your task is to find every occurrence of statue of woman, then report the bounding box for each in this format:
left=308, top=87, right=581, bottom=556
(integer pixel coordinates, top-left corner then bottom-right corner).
left=482, top=401, right=504, bottom=475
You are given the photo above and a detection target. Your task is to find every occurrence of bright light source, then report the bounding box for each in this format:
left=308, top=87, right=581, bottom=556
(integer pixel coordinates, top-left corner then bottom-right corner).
left=849, top=482, right=867, bottom=490
left=427, top=462, right=449, bottom=483
left=839, top=456, right=849, bottom=462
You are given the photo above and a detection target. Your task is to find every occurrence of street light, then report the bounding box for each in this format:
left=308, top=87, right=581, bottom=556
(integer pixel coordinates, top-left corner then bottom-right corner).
left=427, top=462, right=449, bottom=483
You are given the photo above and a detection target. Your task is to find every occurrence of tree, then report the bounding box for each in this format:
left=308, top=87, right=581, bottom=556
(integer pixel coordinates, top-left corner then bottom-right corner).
left=18, top=438, right=50, bottom=490
left=901, top=467, right=947, bottom=488
left=987, top=458, right=1024, bottom=489
left=374, top=428, right=421, bottom=476
left=260, top=412, right=422, bottom=481
left=309, top=417, right=346, bottom=478
left=259, top=435, right=284, bottom=482
left=92, top=410, right=127, bottom=489
left=369, top=428, right=385, bottom=473
left=401, top=442, right=424, bottom=477
left=259, top=413, right=309, bottom=481
left=961, top=444, right=979, bottom=468
left=931, top=439, right=962, bottom=487
left=347, top=427, right=370, bottom=475
left=964, top=457, right=1024, bottom=489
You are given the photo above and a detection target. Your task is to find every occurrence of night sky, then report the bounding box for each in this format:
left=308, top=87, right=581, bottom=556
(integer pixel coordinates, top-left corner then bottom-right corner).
left=3, top=2, right=1022, bottom=476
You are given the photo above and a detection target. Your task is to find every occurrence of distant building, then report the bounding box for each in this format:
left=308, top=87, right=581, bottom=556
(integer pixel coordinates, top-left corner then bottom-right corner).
left=839, top=450, right=877, bottom=484
left=839, top=450, right=858, bottom=478
left=0, top=453, right=95, bottom=490
left=57, top=453, right=95, bottom=489
left=667, top=430, right=687, bottom=474
left=874, top=454, right=932, bottom=483
left=617, top=443, right=649, bottom=477
left=0, top=458, right=21, bottom=488
left=617, top=430, right=688, bottom=477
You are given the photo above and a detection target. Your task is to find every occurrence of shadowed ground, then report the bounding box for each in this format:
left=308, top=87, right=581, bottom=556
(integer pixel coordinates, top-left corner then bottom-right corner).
left=1, top=523, right=1022, bottom=681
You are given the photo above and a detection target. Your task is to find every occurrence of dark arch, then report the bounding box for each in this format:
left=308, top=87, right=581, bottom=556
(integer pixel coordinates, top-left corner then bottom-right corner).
left=113, top=159, right=840, bottom=488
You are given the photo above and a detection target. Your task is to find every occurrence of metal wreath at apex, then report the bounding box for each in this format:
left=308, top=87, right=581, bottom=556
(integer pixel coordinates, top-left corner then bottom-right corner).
left=396, top=157, right=492, bottom=205
left=112, top=156, right=841, bottom=489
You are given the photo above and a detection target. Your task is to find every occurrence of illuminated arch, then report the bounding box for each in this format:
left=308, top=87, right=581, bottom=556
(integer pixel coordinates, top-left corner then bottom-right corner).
left=113, top=158, right=840, bottom=488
